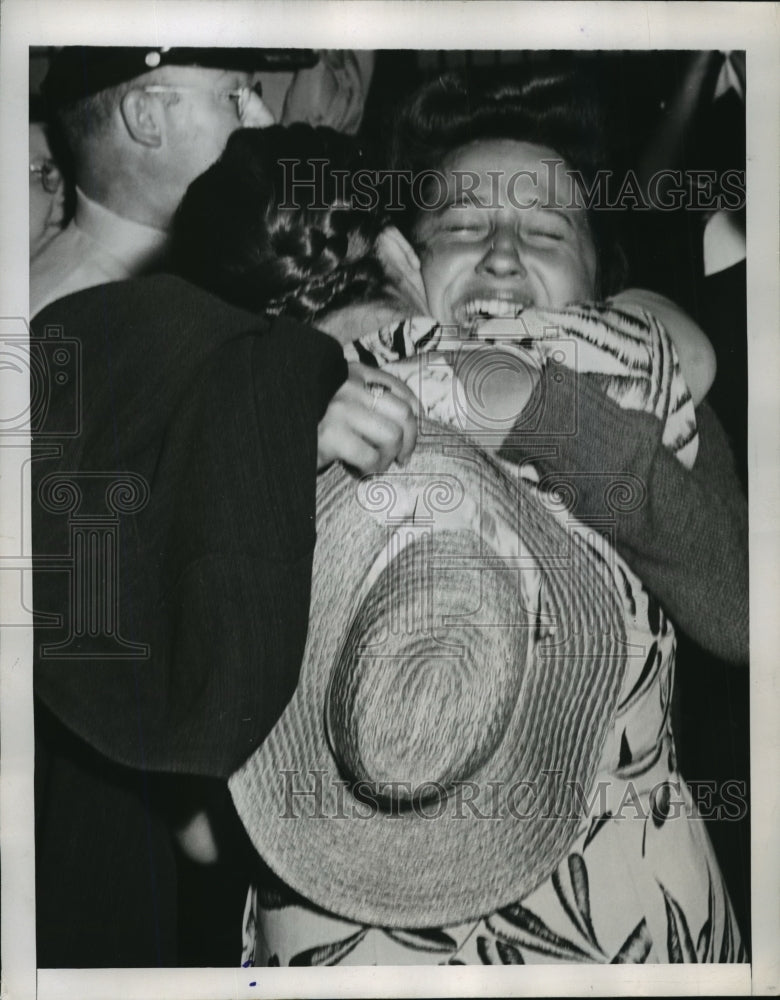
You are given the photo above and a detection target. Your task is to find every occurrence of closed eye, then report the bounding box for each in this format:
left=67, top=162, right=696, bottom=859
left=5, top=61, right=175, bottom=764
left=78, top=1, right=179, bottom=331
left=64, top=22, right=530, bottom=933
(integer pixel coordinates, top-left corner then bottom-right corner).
left=430, top=205, right=491, bottom=238
left=525, top=211, right=572, bottom=242
left=527, top=227, right=565, bottom=241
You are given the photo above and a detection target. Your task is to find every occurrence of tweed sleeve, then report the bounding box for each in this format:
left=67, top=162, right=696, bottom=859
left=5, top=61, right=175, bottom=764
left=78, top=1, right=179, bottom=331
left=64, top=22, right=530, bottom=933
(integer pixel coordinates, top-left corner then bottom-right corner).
left=498, top=372, right=748, bottom=664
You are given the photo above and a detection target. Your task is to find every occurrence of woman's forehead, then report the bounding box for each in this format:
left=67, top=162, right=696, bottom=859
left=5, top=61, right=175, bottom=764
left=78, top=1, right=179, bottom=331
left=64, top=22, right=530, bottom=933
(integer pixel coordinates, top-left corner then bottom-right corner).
left=443, top=137, right=565, bottom=169
left=437, top=138, right=583, bottom=207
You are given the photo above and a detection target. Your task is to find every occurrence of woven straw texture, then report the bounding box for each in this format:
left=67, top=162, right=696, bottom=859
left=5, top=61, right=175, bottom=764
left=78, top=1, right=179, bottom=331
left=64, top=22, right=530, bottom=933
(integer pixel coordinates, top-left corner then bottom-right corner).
left=230, top=421, right=627, bottom=927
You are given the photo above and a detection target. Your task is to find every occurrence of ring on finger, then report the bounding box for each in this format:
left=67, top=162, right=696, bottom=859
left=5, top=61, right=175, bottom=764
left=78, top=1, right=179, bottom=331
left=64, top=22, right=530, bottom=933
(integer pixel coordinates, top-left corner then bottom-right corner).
left=365, top=382, right=386, bottom=411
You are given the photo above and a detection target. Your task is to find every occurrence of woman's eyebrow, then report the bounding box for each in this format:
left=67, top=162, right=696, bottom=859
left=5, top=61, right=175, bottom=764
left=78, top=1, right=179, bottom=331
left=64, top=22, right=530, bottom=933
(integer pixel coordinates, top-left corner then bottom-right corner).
left=528, top=206, right=577, bottom=229
left=417, top=200, right=476, bottom=226
left=437, top=195, right=492, bottom=214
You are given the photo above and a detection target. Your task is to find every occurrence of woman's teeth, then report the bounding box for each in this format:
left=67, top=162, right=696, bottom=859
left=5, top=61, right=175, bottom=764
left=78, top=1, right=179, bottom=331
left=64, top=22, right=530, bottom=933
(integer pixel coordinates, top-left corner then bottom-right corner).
left=460, top=298, right=528, bottom=320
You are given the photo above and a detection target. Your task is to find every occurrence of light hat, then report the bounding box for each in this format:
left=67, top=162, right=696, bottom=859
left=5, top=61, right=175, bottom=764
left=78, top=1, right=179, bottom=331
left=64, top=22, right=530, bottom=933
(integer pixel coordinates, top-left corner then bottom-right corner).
left=230, top=422, right=627, bottom=927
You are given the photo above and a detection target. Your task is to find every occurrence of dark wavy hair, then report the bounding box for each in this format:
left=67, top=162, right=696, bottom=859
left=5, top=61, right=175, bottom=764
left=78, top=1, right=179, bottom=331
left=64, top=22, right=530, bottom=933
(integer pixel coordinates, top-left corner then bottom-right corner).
left=388, top=71, right=627, bottom=296
left=172, top=124, right=387, bottom=320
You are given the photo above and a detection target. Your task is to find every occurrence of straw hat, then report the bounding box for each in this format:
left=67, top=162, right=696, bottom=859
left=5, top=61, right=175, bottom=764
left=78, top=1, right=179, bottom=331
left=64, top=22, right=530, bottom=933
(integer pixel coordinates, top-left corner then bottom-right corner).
left=230, top=421, right=627, bottom=928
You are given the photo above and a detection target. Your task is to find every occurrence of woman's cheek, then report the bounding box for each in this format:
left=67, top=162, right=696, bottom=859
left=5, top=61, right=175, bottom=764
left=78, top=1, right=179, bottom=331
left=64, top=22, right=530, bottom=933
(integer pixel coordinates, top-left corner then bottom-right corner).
left=423, top=243, right=482, bottom=322
left=419, top=251, right=451, bottom=322
left=543, top=248, right=598, bottom=306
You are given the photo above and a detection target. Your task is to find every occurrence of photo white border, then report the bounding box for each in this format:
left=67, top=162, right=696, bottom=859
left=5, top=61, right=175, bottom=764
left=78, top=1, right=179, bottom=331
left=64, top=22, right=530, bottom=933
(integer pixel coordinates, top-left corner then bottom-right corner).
left=1, top=2, right=777, bottom=998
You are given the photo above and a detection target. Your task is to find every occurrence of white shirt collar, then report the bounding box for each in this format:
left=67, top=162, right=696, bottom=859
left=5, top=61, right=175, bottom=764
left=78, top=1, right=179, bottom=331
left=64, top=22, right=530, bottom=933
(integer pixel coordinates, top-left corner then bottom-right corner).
left=74, top=188, right=169, bottom=272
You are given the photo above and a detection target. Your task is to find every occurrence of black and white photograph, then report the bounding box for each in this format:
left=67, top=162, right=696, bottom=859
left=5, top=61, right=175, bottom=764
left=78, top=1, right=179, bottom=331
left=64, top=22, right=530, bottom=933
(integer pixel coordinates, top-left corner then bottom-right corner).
left=1, top=3, right=778, bottom=998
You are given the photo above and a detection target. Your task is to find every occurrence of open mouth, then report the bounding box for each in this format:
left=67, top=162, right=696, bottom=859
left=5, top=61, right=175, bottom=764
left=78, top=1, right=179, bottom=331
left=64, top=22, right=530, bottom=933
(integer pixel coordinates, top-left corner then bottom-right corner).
left=455, top=296, right=531, bottom=324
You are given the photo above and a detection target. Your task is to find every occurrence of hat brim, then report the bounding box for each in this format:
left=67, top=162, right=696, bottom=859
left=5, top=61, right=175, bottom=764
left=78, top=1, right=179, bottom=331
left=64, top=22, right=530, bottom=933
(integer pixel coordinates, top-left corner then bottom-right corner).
left=230, top=423, right=627, bottom=928
left=42, top=46, right=318, bottom=109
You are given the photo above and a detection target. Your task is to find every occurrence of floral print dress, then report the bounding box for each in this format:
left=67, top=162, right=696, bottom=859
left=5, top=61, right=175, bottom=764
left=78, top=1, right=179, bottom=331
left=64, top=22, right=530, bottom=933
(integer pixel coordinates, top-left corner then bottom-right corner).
left=241, top=308, right=744, bottom=967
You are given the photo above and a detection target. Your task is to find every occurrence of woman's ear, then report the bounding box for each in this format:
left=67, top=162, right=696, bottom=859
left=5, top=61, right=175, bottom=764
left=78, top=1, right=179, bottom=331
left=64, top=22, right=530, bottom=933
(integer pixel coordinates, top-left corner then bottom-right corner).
left=119, top=89, right=164, bottom=148
left=376, top=226, right=428, bottom=314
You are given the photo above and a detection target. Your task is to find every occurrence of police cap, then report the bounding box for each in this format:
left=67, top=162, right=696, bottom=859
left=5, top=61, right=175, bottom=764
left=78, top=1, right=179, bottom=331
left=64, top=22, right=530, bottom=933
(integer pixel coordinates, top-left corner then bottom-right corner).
left=42, top=46, right=318, bottom=109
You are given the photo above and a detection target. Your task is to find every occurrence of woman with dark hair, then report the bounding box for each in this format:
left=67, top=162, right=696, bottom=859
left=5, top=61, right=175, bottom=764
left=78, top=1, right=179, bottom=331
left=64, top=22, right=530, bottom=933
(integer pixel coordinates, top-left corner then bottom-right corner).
left=174, top=123, right=389, bottom=320
left=172, top=72, right=747, bottom=965
left=389, top=69, right=626, bottom=292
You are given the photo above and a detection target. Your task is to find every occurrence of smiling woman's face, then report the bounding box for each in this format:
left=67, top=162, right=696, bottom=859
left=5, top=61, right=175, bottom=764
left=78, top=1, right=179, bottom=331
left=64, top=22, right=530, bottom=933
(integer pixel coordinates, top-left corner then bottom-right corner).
left=414, top=138, right=598, bottom=326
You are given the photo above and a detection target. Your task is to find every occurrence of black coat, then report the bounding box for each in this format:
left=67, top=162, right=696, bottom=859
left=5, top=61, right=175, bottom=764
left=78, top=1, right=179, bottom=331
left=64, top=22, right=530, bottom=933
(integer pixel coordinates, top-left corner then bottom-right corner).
left=31, top=274, right=347, bottom=966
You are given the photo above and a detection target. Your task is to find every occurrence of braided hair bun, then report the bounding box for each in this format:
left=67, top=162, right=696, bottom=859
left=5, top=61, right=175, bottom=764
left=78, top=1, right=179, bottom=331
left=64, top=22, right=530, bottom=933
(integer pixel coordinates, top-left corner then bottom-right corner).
left=173, top=123, right=386, bottom=320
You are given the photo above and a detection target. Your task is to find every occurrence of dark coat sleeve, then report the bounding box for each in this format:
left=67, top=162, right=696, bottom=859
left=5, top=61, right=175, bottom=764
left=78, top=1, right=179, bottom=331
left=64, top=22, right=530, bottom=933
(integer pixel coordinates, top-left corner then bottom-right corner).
left=498, top=371, right=749, bottom=664
left=32, top=275, right=347, bottom=777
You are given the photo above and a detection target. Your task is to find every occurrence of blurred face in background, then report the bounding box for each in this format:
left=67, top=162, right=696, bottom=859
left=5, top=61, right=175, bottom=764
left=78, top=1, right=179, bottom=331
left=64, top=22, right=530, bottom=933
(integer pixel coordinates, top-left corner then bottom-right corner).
left=413, top=138, right=598, bottom=327
left=29, top=122, right=65, bottom=259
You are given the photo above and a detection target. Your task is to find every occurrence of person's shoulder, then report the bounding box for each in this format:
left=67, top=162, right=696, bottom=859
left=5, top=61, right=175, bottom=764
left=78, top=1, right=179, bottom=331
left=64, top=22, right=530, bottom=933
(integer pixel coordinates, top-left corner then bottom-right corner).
left=31, top=275, right=279, bottom=401
left=33, top=273, right=265, bottom=336
left=30, top=274, right=342, bottom=396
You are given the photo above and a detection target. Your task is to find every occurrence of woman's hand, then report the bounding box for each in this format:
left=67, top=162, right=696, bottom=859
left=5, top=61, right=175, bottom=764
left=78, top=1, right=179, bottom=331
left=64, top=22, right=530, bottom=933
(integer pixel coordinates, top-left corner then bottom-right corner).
left=375, top=226, right=429, bottom=314
left=317, top=363, right=419, bottom=473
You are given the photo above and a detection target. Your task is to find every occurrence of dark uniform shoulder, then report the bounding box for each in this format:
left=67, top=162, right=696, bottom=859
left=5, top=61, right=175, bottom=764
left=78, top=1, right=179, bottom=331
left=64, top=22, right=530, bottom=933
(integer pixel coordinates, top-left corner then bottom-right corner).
left=32, top=273, right=264, bottom=336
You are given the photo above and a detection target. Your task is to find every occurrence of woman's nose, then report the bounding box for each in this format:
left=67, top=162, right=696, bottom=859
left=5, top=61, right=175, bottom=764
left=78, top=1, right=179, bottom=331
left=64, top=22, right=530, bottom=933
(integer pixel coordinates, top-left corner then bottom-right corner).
left=477, top=231, right=528, bottom=278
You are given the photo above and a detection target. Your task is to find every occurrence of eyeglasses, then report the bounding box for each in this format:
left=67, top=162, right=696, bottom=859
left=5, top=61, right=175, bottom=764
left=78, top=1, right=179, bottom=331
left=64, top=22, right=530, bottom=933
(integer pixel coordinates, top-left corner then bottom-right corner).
left=142, top=81, right=269, bottom=127
left=30, top=159, right=62, bottom=194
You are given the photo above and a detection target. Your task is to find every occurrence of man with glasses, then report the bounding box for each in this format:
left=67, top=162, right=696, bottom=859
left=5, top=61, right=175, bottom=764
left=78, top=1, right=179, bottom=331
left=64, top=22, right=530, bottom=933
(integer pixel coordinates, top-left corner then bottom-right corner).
left=29, top=119, right=65, bottom=259
left=31, top=46, right=370, bottom=316
left=29, top=47, right=385, bottom=966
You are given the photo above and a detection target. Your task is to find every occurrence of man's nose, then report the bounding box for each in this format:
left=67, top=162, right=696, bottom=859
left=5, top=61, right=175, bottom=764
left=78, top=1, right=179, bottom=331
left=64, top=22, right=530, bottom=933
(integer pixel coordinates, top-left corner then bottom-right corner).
left=477, top=230, right=527, bottom=278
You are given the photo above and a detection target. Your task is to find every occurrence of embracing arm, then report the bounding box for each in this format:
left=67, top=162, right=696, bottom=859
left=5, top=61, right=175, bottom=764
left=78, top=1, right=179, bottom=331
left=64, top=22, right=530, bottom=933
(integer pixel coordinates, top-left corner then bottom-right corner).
left=609, top=288, right=717, bottom=405
left=499, top=372, right=748, bottom=663
left=33, top=287, right=349, bottom=779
